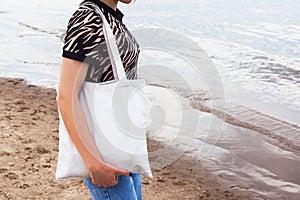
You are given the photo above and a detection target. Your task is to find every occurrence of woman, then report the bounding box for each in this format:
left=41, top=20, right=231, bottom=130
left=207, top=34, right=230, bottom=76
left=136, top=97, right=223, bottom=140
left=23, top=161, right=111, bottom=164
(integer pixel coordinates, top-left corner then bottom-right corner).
left=57, top=0, right=142, bottom=199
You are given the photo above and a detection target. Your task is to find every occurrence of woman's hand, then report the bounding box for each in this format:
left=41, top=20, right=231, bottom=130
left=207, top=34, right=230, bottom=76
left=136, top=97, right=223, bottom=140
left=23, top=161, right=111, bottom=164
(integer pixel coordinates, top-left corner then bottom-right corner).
left=88, top=159, right=129, bottom=187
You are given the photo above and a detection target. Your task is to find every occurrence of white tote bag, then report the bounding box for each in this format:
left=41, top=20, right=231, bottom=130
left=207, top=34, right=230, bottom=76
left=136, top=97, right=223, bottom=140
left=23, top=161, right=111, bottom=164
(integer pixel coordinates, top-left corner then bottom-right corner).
left=56, top=7, right=153, bottom=179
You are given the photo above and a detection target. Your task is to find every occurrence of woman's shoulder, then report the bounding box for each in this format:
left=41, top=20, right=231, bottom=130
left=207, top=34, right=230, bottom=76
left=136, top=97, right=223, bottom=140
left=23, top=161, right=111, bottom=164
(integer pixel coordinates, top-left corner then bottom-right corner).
left=62, top=1, right=105, bottom=59
left=67, top=1, right=103, bottom=30
left=78, top=0, right=102, bottom=15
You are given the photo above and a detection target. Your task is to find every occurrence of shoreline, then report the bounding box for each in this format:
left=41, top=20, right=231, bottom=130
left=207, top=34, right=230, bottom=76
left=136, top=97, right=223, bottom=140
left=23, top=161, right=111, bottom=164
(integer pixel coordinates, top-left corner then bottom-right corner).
left=0, top=77, right=255, bottom=199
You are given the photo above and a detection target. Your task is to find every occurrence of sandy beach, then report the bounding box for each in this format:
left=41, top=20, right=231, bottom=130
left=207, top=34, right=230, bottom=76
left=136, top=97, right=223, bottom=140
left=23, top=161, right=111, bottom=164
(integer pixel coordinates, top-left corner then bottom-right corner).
left=0, top=77, right=258, bottom=199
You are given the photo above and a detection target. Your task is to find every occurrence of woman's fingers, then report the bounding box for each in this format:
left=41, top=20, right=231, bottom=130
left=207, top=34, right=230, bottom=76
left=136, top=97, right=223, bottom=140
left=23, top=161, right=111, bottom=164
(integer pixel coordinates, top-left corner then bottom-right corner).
left=89, top=163, right=129, bottom=187
left=114, top=168, right=129, bottom=177
left=91, top=173, right=118, bottom=187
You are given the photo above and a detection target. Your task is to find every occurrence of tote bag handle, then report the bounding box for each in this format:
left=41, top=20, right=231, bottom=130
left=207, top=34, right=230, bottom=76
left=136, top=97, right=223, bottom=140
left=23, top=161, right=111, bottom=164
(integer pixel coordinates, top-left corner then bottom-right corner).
left=95, top=8, right=127, bottom=81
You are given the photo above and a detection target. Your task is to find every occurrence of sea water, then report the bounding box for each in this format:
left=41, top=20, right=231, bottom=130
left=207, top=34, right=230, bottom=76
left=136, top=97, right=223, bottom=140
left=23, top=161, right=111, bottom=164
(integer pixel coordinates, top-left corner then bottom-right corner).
left=0, top=0, right=299, bottom=122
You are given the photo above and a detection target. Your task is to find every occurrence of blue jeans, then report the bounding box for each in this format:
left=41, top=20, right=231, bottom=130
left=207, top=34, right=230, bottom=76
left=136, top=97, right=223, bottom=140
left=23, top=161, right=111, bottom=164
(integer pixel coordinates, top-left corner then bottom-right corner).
left=83, top=173, right=142, bottom=200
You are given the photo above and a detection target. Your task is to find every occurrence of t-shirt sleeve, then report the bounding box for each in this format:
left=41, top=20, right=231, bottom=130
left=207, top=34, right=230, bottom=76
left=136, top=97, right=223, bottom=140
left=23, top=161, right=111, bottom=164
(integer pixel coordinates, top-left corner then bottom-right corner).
left=62, top=8, right=102, bottom=63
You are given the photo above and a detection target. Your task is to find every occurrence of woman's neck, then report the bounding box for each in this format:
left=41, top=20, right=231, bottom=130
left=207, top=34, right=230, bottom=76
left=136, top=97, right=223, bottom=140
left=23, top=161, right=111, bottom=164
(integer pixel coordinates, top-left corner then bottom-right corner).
left=100, top=0, right=118, bottom=11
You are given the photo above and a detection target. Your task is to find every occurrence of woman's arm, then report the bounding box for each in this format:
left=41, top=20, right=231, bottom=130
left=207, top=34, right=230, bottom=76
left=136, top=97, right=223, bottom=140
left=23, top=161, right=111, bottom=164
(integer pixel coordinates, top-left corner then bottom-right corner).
left=57, top=58, right=129, bottom=187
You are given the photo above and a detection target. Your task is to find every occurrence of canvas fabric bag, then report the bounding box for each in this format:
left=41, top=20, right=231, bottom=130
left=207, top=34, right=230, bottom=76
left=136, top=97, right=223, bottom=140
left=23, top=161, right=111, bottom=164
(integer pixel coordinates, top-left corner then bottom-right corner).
left=56, top=5, right=153, bottom=180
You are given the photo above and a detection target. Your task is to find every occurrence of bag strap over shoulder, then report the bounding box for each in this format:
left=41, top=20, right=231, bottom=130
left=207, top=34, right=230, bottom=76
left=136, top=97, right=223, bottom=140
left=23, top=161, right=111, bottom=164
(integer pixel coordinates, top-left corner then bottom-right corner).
left=82, top=1, right=127, bottom=81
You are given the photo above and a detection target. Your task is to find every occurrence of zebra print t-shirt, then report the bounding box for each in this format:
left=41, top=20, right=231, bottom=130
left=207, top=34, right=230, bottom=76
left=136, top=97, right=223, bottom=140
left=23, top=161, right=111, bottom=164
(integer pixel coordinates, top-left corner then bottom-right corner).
left=62, top=0, right=140, bottom=83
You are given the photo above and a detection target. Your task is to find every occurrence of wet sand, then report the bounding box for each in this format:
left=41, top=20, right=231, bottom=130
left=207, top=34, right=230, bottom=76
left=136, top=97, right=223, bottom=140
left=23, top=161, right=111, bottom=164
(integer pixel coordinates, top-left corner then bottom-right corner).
left=0, top=77, right=256, bottom=199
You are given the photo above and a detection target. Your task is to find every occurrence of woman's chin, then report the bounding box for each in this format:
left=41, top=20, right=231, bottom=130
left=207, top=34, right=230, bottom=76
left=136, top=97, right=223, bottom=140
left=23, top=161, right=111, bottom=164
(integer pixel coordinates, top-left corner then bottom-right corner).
left=120, top=0, right=134, bottom=4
